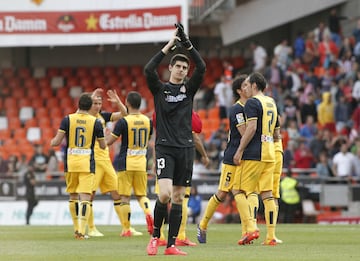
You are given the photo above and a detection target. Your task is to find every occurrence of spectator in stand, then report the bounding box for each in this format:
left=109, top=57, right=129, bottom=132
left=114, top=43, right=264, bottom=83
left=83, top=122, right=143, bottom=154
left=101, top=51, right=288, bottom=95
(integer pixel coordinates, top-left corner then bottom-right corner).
left=299, top=115, right=317, bottom=145
left=318, top=33, right=339, bottom=69
left=274, top=39, right=292, bottom=72
left=332, top=141, right=356, bottom=178
left=24, top=162, right=38, bottom=225
left=286, top=119, right=301, bottom=146
left=223, top=60, right=233, bottom=83
left=304, top=67, right=320, bottom=92
left=300, top=93, right=318, bottom=125
left=250, top=41, right=268, bottom=73
left=283, top=96, right=302, bottom=128
left=303, top=31, right=319, bottom=67
left=316, top=150, right=334, bottom=179
left=309, top=129, right=331, bottom=163
left=0, top=153, right=9, bottom=177
left=46, top=149, right=59, bottom=179
left=328, top=8, right=349, bottom=47
left=352, top=19, right=360, bottom=44
left=29, top=144, right=49, bottom=181
left=352, top=71, right=360, bottom=103
left=314, top=21, right=331, bottom=43
left=187, top=186, right=202, bottom=224
left=7, top=155, right=20, bottom=177
left=264, top=57, right=284, bottom=89
left=284, top=65, right=302, bottom=94
left=214, top=76, right=233, bottom=119
left=294, top=30, right=306, bottom=60
left=317, top=91, right=336, bottom=133
left=352, top=146, right=360, bottom=177
left=293, top=141, right=314, bottom=172
left=283, top=140, right=296, bottom=169
left=335, top=95, right=352, bottom=133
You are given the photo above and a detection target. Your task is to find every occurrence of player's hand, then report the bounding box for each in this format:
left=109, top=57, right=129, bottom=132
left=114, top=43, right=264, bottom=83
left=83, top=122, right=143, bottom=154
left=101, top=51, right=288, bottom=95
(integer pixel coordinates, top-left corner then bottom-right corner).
left=175, top=23, right=192, bottom=49
left=233, top=151, right=243, bottom=166
left=107, top=89, right=120, bottom=103
left=92, top=88, right=104, bottom=98
left=201, top=155, right=210, bottom=167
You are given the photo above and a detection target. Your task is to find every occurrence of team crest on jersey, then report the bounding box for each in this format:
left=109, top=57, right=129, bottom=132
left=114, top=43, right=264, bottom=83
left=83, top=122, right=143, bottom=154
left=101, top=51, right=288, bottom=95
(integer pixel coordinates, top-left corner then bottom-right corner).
left=180, top=85, right=186, bottom=93
left=236, top=113, right=245, bottom=124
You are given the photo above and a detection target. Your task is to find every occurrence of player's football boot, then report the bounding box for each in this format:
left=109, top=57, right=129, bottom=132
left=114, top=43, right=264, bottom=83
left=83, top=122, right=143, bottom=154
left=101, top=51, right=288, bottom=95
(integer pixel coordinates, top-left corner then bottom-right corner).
left=88, top=227, right=104, bottom=237
left=197, top=224, right=207, bottom=243
left=237, top=230, right=260, bottom=245
left=147, top=237, right=159, bottom=256
left=175, top=237, right=197, bottom=246
left=164, top=245, right=187, bottom=255
left=262, top=239, right=277, bottom=246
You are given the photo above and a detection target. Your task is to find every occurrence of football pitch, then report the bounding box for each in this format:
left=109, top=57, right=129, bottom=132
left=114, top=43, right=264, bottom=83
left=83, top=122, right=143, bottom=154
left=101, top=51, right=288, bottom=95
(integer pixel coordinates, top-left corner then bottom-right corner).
left=1, top=224, right=359, bottom=261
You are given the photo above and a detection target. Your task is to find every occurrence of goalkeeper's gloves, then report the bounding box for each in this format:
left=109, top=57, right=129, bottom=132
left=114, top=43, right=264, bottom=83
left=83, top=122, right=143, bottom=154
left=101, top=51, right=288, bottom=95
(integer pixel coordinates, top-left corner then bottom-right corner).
left=175, top=23, right=193, bottom=49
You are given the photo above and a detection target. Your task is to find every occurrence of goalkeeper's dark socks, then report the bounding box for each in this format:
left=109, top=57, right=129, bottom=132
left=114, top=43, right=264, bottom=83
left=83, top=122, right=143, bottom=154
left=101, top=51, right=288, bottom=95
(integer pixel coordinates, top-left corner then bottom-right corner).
left=167, top=203, right=182, bottom=248
left=153, top=199, right=168, bottom=238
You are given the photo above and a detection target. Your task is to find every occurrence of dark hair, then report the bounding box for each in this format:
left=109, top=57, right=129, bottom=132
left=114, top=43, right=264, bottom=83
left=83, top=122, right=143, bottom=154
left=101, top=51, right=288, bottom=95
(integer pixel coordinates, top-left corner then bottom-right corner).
left=232, top=74, right=247, bottom=100
left=249, top=72, right=267, bottom=91
left=126, top=91, right=142, bottom=109
left=170, top=53, right=190, bottom=67
left=78, top=93, right=93, bottom=110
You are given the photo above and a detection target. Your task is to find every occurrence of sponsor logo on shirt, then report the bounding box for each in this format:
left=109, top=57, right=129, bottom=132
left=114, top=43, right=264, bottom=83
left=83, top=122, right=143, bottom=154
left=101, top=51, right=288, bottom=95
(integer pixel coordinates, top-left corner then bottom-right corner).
left=236, top=113, right=245, bottom=124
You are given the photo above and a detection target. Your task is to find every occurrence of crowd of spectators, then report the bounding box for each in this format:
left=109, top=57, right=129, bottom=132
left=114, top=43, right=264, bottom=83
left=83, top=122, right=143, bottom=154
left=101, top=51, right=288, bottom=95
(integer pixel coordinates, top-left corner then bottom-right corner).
left=193, top=9, right=360, bottom=181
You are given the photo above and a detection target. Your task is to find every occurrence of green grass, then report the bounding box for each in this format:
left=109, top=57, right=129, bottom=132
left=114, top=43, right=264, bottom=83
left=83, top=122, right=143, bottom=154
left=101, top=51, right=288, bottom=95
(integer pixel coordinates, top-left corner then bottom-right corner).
left=1, top=224, right=359, bottom=261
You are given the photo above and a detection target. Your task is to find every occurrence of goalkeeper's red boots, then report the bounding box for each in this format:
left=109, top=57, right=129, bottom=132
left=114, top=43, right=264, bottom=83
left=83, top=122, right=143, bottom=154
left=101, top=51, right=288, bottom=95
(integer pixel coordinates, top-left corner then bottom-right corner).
left=164, top=245, right=187, bottom=256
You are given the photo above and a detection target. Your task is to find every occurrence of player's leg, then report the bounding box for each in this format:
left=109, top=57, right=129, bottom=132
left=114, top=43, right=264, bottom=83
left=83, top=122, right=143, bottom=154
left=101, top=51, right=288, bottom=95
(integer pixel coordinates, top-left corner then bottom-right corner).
left=118, top=170, right=135, bottom=236
left=233, top=161, right=261, bottom=245
left=65, top=172, right=80, bottom=237
left=134, top=170, right=153, bottom=235
left=273, top=150, right=283, bottom=243
left=259, top=162, right=277, bottom=245
left=176, top=186, right=197, bottom=246
left=87, top=161, right=105, bottom=237
left=77, top=172, right=94, bottom=239
left=198, top=164, right=235, bottom=243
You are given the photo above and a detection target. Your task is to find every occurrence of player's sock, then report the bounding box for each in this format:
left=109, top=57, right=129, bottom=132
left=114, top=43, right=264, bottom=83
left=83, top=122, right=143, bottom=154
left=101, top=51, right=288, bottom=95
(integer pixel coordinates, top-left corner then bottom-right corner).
left=139, top=196, right=152, bottom=215
left=234, top=193, right=256, bottom=233
left=177, top=195, right=189, bottom=240
left=113, top=200, right=122, bottom=225
left=87, top=203, right=94, bottom=230
left=167, top=203, right=182, bottom=248
left=160, top=220, right=166, bottom=241
left=153, top=199, right=168, bottom=238
left=79, top=200, right=91, bottom=235
left=248, top=193, right=259, bottom=230
left=69, top=199, right=79, bottom=232
left=199, top=194, right=222, bottom=230
left=119, top=202, right=131, bottom=231
left=263, top=197, right=277, bottom=240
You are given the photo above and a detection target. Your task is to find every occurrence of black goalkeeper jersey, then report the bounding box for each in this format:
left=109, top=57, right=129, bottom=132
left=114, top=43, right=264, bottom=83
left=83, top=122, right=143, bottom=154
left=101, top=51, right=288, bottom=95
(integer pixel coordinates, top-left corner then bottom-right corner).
left=144, top=49, right=206, bottom=148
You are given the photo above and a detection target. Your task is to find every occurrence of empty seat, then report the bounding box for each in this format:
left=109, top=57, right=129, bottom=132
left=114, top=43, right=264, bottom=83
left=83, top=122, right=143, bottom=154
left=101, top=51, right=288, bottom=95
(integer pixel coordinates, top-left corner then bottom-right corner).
left=51, top=76, right=64, bottom=89
left=18, top=97, right=32, bottom=107
left=8, top=117, right=21, bottom=129
left=33, top=67, right=46, bottom=78
left=36, top=107, right=49, bottom=119
left=0, top=116, right=8, bottom=130
left=19, top=107, right=34, bottom=123
left=13, top=128, right=27, bottom=140
left=18, top=68, right=31, bottom=79
left=27, top=127, right=41, bottom=142
left=69, top=86, right=83, bottom=98
left=25, top=118, right=38, bottom=129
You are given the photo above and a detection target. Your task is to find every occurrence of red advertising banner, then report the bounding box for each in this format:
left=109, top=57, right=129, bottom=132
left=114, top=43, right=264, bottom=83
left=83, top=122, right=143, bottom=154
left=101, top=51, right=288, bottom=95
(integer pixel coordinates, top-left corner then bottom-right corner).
left=0, top=7, right=180, bottom=34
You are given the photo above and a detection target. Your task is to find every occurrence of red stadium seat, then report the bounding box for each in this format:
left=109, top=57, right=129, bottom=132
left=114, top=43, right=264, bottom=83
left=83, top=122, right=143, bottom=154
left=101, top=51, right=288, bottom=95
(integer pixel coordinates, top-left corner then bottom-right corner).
left=38, top=78, right=51, bottom=89
left=36, top=107, right=49, bottom=119
left=18, top=68, right=31, bottom=79
left=18, top=97, right=32, bottom=107
left=117, top=66, right=129, bottom=77
left=13, top=128, right=27, bottom=140
left=12, top=88, right=26, bottom=100
left=24, top=78, right=37, bottom=89
left=47, top=67, right=59, bottom=78
left=104, top=66, right=116, bottom=77
left=77, top=67, right=89, bottom=78
left=131, top=65, right=143, bottom=77
left=2, top=68, right=15, bottom=78
left=90, top=67, right=102, bottom=78
left=27, top=88, right=41, bottom=100
left=45, top=97, right=60, bottom=108
left=6, top=108, right=19, bottom=119
left=61, top=67, right=73, bottom=78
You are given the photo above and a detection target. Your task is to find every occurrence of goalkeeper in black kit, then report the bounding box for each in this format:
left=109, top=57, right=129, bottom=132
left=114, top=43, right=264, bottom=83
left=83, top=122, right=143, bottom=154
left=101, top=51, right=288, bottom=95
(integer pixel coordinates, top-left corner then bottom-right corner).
left=144, top=24, right=206, bottom=256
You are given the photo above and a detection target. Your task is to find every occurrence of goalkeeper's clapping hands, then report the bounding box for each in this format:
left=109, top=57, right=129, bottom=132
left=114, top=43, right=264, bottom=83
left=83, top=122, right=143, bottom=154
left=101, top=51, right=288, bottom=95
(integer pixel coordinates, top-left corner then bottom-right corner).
left=175, top=23, right=193, bottom=50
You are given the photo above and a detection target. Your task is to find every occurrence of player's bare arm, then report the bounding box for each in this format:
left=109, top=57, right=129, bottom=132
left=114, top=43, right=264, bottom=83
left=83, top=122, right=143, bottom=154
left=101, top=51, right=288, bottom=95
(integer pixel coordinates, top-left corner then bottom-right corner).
left=107, top=89, right=127, bottom=120
left=50, top=131, right=65, bottom=147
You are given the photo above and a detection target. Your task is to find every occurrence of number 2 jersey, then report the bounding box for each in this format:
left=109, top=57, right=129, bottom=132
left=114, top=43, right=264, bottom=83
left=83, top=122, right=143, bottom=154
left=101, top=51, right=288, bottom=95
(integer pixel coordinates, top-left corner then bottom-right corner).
left=243, top=95, right=279, bottom=162
left=111, top=113, right=153, bottom=172
left=59, top=113, right=104, bottom=173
